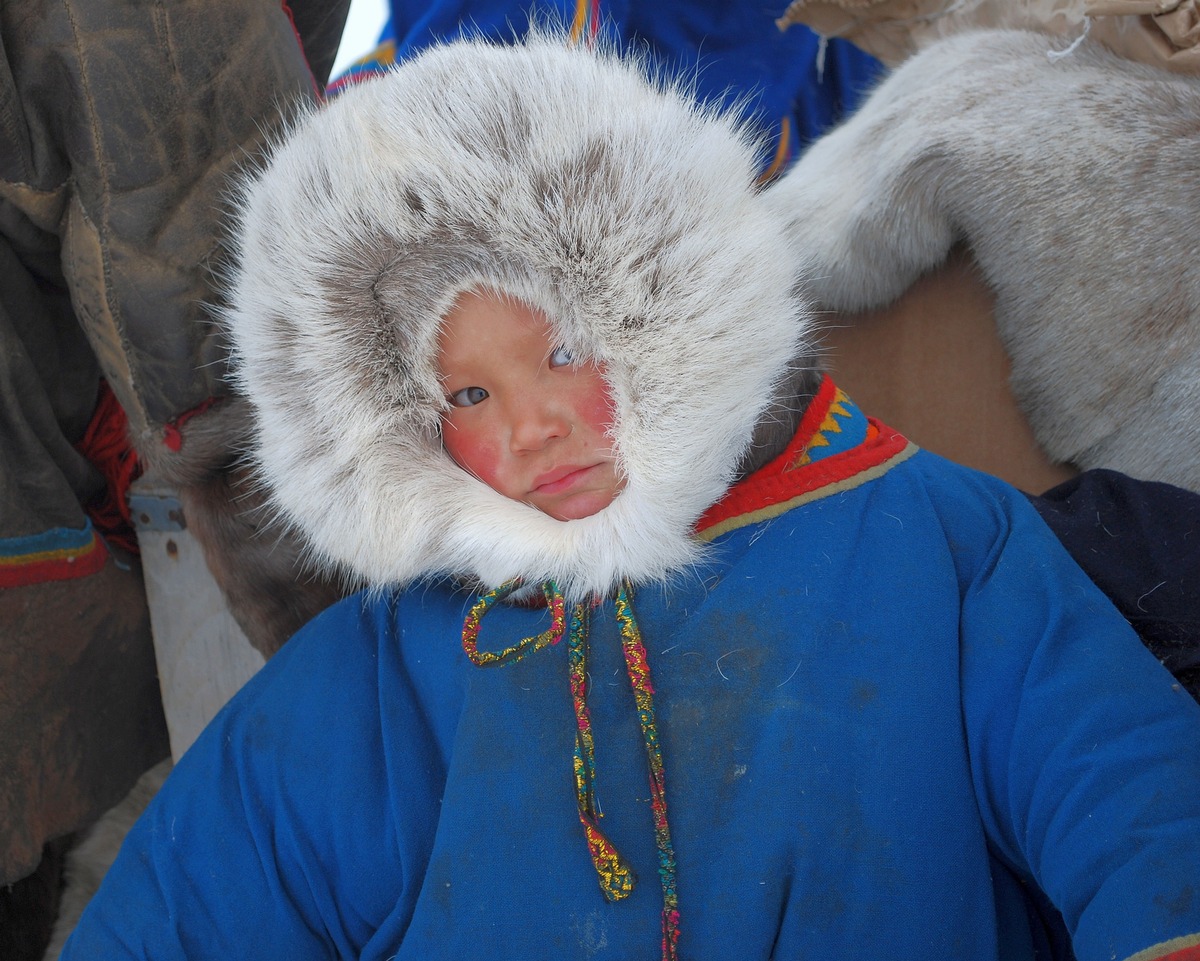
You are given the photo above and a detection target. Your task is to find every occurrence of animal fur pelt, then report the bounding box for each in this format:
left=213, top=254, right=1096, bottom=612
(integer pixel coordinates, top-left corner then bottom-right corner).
left=773, top=28, right=1200, bottom=492
left=222, top=34, right=820, bottom=599
left=776, top=0, right=1200, bottom=75
left=41, top=759, right=172, bottom=961
left=136, top=398, right=347, bottom=657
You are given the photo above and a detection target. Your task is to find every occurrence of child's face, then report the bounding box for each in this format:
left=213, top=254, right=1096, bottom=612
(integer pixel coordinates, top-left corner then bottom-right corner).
left=436, top=291, right=626, bottom=521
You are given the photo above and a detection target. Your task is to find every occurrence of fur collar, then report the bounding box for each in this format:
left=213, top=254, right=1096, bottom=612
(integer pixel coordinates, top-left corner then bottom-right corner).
left=222, top=34, right=818, bottom=600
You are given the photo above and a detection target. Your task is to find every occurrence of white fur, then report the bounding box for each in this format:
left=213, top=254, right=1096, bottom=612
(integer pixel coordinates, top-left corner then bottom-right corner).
left=774, top=29, right=1200, bottom=491
left=223, top=35, right=815, bottom=599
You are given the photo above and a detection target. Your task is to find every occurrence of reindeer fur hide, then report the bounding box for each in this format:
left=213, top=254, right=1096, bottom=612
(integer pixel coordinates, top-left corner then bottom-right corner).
left=774, top=28, right=1200, bottom=492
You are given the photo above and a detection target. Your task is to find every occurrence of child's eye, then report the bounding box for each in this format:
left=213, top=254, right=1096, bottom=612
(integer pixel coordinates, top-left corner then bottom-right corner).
left=549, top=345, right=577, bottom=368
left=449, top=386, right=489, bottom=408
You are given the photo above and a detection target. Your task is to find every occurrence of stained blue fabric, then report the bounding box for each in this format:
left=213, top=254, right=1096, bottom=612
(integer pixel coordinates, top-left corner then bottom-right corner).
left=63, top=429, right=1200, bottom=960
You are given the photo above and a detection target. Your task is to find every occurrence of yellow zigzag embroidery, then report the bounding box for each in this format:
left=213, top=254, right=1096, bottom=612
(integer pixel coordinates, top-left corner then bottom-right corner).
left=792, top=390, right=854, bottom=468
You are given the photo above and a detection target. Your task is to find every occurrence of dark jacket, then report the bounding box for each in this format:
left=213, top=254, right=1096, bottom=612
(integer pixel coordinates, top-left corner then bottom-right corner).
left=0, top=0, right=347, bottom=891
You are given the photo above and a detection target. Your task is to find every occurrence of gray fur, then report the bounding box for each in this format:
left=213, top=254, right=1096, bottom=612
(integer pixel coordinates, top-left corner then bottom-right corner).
left=774, top=28, right=1200, bottom=491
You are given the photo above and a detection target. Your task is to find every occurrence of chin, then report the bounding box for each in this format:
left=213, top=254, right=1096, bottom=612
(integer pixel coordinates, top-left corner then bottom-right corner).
left=541, top=489, right=620, bottom=522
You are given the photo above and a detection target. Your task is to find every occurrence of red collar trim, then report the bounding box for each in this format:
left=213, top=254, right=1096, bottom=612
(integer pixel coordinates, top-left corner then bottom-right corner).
left=695, top=376, right=916, bottom=541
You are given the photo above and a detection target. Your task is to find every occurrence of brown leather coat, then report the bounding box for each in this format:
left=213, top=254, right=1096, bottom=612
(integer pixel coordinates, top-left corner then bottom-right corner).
left=0, top=0, right=347, bottom=891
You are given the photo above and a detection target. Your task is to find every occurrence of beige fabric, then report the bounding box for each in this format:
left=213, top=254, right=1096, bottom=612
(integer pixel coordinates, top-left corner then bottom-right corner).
left=1090, top=1, right=1200, bottom=72
left=777, top=0, right=1200, bottom=74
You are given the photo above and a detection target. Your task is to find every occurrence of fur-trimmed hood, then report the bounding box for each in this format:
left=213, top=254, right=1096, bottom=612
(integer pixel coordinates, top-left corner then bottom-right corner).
left=223, top=34, right=817, bottom=599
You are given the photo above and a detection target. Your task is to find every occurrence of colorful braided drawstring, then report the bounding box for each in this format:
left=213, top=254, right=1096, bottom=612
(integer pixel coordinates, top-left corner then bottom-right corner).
left=461, top=580, right=566, bottom=665
left=614, top=583, right=680, bottom=960
left=462, top=578, right=680, bottom=961
left=567, top=601, right=638, bottom=901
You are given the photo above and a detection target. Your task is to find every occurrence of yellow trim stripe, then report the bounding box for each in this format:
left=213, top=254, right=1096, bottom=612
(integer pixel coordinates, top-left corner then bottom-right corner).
left=0, top=541, right=100, bottom=566
left=696, top=442, right=919, bottom=543
left=1124, top=933, right=1200, bottom=961
left=756, top=117, right=792, bottom=186
left=569, top=0, right=589, bottom=44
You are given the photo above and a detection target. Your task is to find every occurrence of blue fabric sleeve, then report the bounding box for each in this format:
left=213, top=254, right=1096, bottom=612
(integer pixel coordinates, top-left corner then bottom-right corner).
left=957, top=484, right=1200, bottom=961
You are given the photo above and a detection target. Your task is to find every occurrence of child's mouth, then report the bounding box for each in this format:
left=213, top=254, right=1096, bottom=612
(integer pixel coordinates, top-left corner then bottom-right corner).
left=531, top=464, right=599, bottom=495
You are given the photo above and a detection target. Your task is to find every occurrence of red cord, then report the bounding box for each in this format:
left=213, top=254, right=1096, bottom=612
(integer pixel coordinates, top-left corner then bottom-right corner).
left=75, top=380, right=142, bottom=554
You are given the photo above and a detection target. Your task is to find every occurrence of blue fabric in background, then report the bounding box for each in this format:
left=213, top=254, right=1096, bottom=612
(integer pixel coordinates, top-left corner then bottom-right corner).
left=337, top=0, right=884, bottom=174
left=1029, top=469, right=1200, bottom=697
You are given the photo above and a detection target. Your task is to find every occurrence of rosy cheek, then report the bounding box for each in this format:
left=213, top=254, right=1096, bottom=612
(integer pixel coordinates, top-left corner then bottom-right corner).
left=577, top=372, right=618, bottom=439
left=442, top=416, right=504, bottom=490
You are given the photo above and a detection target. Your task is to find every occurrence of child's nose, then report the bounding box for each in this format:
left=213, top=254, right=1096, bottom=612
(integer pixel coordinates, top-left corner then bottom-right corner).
left=509, top=400, right=570, bottom=452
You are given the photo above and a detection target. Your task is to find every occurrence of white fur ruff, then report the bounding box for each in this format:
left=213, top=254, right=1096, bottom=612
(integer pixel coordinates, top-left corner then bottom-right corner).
left=223, top=35, right=813, bottom=599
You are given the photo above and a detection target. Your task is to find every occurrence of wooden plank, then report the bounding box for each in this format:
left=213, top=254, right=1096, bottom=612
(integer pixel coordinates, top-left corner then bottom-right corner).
left=130, top=475, right=264, bottom=760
